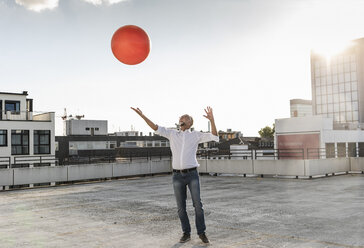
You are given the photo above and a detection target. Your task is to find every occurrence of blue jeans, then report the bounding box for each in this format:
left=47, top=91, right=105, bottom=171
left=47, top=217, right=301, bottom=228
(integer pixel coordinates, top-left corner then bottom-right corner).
left=172, top=169, right=206, bottom=235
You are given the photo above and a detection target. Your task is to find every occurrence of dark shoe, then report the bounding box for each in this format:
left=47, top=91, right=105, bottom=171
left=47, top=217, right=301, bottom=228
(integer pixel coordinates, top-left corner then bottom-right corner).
left=179, top=233, right=191, bottom=243
left=199, top=233, right=209, bottom=244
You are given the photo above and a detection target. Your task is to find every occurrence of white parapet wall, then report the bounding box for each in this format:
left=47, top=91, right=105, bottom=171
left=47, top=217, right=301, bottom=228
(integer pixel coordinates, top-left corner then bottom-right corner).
left=206, top=159, right=254, bottom=174
left=13, top=166, right=68, bottom=185
left=68, top=163, right=113, bottom=181
left=113, top=161, right=149, bottom=176
left=0, top=169, right=13, bottom=186
left=1, top=157, right=362, bottom=189
left=253, top=159, right=305, bottom=176
left=349, top=157, right=364, bottom=172
left=304, top=158, right=350, bottom=176
left=197, top=159, right=207, bottom=173
left=150, top=159, right=172, bottom=174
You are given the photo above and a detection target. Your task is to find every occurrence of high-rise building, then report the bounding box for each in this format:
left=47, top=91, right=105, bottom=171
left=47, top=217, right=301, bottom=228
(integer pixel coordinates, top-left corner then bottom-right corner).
left=311, top=38, right=364, bottom=129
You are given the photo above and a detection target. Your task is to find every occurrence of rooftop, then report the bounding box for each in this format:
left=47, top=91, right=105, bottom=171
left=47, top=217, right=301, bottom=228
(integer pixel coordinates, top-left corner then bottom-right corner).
left=0, top=174, right=363, bottom=247
left=0, top=91, right=28, bottom=96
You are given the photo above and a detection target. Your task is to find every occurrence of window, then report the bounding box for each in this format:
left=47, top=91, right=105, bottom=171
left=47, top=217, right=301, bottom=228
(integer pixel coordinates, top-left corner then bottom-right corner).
left=352, top=92, right=358, bottom=101
left=315, top=77, right=320, bottom=85
left=344, top=63, right=350, bottom=72
left=333, top=94, right=339, bottom=103
left=338, top=74, right=344, bottom=83
left=351, top=62, right=356, bottom=71
left=95, top=127, right=99, bottom=131
left=85, top=127, right=90, bottom=131
left=11, top=130, right=29, bottom=155
left=325, top=143, right=335, bottom=158
left=334, top=103, right=339, bottom=112
left=0, top=130, right=7, bottom=146
left=332, top=75, right=338, bottom=83
left=5, top=101, right=20, bottom=113
left=346, top=102, right=352, bottom=112
left=316, top=86, right=321, bottom=95
left=344, top=73, right=351, bottom=82
left=353, top=111, right=359, bottom=121
left=34, top=130, right=51, bottom=154
left=316, top=96, right=321, bottom=104
left=345, top=92, right=351, bottom=101
left=332, top=65, right=338, bottom=74
left=339, top=84, right=345, bottom=93
left=333, top=84, right=339, bottom=93
left=337, top=143, right=346, bottom=157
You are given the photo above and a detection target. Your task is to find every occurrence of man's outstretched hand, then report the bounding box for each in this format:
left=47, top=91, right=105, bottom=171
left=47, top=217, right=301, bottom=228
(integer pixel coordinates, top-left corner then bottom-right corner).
left=203, top=106, right=214, bottom=122
left=203, top=106, right=217, bottom=136
left=131, top=107, right=143, bottom=117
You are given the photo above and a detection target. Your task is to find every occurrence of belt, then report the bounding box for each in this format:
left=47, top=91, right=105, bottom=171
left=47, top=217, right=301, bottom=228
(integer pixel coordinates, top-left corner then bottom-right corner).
left=173, top=167, right=197, bottom=173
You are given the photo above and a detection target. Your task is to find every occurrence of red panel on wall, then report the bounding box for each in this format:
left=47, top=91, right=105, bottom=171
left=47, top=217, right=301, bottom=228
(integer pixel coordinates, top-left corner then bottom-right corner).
left=277, top=133, right=320, bottom=159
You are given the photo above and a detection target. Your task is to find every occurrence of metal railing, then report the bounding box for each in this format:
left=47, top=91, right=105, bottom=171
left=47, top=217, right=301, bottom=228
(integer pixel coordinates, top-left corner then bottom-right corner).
left=59, top=150, right=172, bottom=166
left=0, top=157, right=11, bottom=169
left=307, top=147, right=359, bottom=159
left=0, top=110, right=52, bottom=121
left=12, top=156, right=58, bottom=168
left=198, top=148, right=305, bottom=160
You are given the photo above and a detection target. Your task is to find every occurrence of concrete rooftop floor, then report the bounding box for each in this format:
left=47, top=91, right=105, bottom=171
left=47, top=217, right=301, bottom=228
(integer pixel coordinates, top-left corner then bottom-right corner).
left=0, top=174, right=363, bottom=248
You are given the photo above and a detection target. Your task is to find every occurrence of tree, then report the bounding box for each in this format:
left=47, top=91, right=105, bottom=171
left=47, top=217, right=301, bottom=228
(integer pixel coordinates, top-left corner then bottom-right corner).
left=258, top=124, right=275, bottom=139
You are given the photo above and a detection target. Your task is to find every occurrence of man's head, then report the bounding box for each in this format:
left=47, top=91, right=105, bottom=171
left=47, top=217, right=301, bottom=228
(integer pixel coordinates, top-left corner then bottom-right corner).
left=179, top=114, right=193, bottom=131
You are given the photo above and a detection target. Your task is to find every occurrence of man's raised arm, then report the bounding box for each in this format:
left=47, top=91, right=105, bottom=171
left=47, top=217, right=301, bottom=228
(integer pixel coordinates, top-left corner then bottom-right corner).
left=131, top=107, right=158, bottom=131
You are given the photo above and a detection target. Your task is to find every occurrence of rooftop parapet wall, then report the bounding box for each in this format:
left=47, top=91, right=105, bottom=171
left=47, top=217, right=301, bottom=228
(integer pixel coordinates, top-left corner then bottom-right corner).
left=1, top=158, right=363, bottom=189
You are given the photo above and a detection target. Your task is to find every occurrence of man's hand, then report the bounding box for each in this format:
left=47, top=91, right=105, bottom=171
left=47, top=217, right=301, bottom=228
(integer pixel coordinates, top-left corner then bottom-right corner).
left=130, top=107, right=158, bottom=131
left=131, top=107, right=143, bottom=117
left=203, top=106, right=217, bottom=136
left=203, top=106, right=214, bottom=121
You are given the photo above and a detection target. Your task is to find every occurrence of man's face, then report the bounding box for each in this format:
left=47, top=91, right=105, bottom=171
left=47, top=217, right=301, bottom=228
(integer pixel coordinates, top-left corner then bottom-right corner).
left=179, top=116, right=191, bottom=130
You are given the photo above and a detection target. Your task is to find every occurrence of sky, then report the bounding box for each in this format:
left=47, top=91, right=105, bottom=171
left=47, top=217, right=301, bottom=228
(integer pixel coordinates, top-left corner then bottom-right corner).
left=1, top=0, right=364, bottom=136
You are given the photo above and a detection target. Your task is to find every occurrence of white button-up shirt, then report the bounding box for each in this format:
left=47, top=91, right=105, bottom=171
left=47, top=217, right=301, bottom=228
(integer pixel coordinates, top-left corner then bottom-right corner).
left=155, top=125, right=219, bottom=170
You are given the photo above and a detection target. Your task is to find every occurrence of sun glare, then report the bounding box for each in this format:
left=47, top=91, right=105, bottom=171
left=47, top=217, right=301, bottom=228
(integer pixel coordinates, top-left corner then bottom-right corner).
left=312, top=40, right=355, bottom=64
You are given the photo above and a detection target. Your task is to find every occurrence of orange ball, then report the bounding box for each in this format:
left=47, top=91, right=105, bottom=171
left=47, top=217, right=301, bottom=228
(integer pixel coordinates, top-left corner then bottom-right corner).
left=111, top=25, right=150, bottom=65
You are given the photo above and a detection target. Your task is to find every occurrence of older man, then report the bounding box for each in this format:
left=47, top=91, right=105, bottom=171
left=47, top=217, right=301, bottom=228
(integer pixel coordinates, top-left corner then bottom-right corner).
left=131, top=106, right=218, bottom=244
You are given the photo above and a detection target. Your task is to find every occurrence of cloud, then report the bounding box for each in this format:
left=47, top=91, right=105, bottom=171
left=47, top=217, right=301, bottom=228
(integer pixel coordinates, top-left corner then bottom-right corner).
left=15, top=0, right=58, bottom=12
left=81, top=0, right=127, bottom=5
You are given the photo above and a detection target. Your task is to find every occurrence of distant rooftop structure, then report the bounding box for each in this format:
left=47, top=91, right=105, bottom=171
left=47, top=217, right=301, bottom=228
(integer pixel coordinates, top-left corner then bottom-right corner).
left=0, top=91, right=28, bottom=96
left=63, top=119, right=108, bottom=136
left=290, top=99, right=312, bottom=117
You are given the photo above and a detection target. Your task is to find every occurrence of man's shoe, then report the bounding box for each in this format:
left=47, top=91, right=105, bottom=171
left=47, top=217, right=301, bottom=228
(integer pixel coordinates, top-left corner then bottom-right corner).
left=179, top=233, right=191, bottom=243
left=199, top=233, right=209, bottom=244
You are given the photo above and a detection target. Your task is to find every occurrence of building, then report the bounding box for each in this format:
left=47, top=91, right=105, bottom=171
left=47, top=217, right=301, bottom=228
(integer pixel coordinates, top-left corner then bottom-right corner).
left=275, top=116, right=363, bottom=159
left=311, top=38, right=364, bottom=129
left=113, top=131, right=139, bottom=137
left=276, top=37, right=364, bottom=158
left=56, top=118, right=170, bottom=164
left=290, top=99, right=312, bottom=117
left=218, top=129, right=242, bottom=142
left=0, top=91, right=56, bottom=167
left=64, top=119, right=108, bottom=136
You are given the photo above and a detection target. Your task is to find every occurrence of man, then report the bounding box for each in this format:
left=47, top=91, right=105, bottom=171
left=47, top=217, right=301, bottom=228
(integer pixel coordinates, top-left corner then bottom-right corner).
left=131, top=106, right=219, bottom=244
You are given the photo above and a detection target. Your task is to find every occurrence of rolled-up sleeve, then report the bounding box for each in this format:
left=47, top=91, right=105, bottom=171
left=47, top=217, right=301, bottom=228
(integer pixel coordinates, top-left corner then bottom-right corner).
left=154, top=125, right=173, bottom=139
left=197, top=132, right=219, bottom=144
